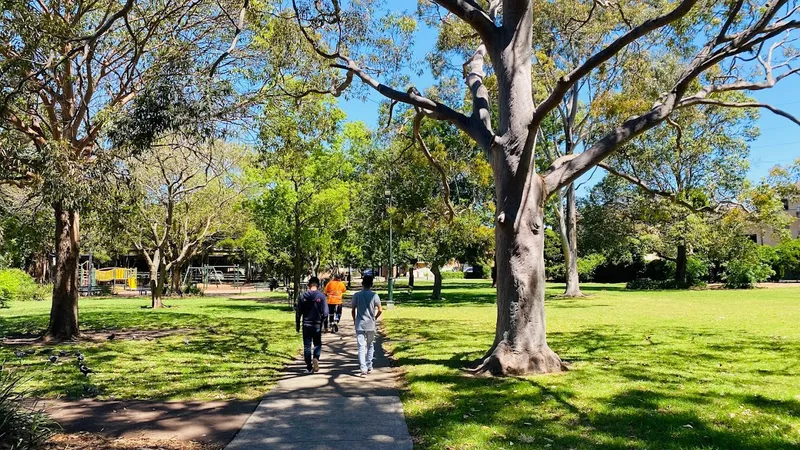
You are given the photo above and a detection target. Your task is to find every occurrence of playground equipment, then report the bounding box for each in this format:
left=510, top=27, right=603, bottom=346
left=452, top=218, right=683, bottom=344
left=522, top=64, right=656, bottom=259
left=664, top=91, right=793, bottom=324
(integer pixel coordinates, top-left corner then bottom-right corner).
left=182, top=265, right=244, bottom=289
left=78, top=260, right=137, bottom=296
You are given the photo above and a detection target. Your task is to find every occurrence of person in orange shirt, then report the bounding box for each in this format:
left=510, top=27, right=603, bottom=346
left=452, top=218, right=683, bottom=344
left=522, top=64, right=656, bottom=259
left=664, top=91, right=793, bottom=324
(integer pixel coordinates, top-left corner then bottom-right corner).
left=323, top=273, right=347, bottom=333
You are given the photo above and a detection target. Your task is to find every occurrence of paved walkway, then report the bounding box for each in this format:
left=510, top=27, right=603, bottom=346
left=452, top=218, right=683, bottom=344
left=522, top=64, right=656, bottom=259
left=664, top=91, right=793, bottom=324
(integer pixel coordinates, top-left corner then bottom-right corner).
left=226, top=315, right=413, bottom=450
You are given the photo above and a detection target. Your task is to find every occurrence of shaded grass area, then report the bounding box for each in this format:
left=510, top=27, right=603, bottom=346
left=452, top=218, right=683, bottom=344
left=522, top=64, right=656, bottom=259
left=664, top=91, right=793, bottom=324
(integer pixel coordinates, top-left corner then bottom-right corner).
left=0, top=294, right=298, bottom=401
left=382, top=281, right=800, bottom=449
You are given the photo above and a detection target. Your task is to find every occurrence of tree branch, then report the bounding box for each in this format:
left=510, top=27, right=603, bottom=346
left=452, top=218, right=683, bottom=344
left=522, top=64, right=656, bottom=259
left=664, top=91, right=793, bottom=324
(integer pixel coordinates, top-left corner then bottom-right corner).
left=543, top=98, right=677, bottom=194
left=464, top=44, right=492, bottom=134
left=597, top=162, right=717, bottom=213
left=532, top=0, right=699, bottom=130
left=678, top=98, right=800, bottom=126
left=414, top=112, right=456, bottom=221
left=210, top=0, right=249, bottom=77
left=290, top=0, right=493, bottom=149
left=433, top=0, right=497, bottom=45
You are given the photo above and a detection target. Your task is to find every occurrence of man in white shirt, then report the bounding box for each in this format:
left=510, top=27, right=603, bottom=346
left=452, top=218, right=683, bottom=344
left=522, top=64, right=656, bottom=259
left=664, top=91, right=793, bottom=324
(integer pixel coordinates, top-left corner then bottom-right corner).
left=350, top=274, right=382, bottom=377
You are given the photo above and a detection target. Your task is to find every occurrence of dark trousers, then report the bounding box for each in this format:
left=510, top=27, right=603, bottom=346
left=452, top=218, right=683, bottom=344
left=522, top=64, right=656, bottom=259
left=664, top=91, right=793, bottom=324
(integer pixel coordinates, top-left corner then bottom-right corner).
left=302, top=325, right=322, bottom=370
left=323, top=304, right=343, bottom=330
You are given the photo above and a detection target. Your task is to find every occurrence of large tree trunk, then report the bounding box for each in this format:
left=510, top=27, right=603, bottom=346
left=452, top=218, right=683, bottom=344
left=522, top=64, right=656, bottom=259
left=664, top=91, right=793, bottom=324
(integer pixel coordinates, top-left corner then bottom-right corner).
left=564, top=183, right=584, bottom=297
left=477, top=175, right=566, bottom=375
left=44, top=203, right=80, bottom=341
left=475, top=17, right=565, bottom=373
left=675, top=243, right=687, bottom=285
left=171, top=266, right=183, bottom=296
left=431, top=262, right=443, bottom=300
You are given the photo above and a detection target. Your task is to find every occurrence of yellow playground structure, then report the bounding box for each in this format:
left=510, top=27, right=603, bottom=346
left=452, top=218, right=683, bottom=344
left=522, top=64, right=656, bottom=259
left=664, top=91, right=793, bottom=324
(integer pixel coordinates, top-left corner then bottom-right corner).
left=79, top=262, right=137, bottom=295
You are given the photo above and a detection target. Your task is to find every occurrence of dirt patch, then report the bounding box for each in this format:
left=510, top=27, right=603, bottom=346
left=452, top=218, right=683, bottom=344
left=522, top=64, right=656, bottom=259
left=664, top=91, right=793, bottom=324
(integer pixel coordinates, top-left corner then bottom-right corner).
left=3, top=329, right=193, bottom=346
left=39, top=398, right=256, bottom=446
left=45, top=432, right=222, bottom=450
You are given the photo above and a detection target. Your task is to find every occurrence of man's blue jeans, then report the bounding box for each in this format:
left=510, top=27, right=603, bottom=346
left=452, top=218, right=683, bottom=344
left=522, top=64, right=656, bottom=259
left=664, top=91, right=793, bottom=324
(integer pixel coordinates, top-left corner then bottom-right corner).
left=356, top=330, right=375, bottom=374
left=302, top=325, right=322, bottom=371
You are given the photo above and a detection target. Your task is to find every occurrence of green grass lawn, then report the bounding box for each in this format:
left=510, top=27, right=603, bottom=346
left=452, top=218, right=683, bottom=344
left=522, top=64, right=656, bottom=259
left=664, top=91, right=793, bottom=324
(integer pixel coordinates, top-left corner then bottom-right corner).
left=382, top=280, right=800, bottom=450
left=0, top=293, right=298, bottom=400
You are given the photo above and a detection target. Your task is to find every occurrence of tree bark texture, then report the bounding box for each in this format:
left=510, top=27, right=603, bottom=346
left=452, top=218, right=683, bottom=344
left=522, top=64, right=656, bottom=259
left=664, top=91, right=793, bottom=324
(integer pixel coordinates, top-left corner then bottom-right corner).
left=563, top=184, right=583, bottom=297
left=44, top=203, right=80, bottom=341
left=431, top=262, right=443, bottom=300
left=675, top=244, right=687, bottom=285
left=28, top=253, right=49, bottom=284
left=171, top=267, right=183, bottom=296
left=475, top=17, right=566, bottom=374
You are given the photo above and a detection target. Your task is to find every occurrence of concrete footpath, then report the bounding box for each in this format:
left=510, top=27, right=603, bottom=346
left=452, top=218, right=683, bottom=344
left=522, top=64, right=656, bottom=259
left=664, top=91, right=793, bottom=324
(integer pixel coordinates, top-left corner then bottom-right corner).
left=226, top=315, right=413, bottom=450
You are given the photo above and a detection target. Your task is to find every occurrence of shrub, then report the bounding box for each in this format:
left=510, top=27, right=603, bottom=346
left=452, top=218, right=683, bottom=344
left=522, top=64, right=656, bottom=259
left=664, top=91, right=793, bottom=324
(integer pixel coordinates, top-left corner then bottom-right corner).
left=577, top=254, right=605, bottom=281
left=0, top=288, right=9, bottom=309
left=545, top=263, right=565, bottom=282
left=626, top=278, right=691, bottom=290
left=685, top=256, right=709, bottom=287
left=775, top=239, right=800, bottom=280
left=758, top=245, right=782, bottom=281
left=592, top=258, right=646, bottom=283
left=723, top=259, right=774, bottom=288
left=0, top=365, right=58, bottom=449
left=0, top=269, right=39, bottom=303
left=643, top=259, right=674, bottom=281
left=723, top=241, right=774, bottom=288
left=184, top=284, right=204, bottom=296
left=440, top=271, right=465, bottom=280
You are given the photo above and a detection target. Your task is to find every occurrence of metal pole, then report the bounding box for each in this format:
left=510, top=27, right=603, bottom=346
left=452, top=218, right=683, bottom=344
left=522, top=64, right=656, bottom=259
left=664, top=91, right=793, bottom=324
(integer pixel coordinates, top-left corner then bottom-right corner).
left=88, top=251, right=94, bottom=294
left=386, top=190, right=394, bottom=307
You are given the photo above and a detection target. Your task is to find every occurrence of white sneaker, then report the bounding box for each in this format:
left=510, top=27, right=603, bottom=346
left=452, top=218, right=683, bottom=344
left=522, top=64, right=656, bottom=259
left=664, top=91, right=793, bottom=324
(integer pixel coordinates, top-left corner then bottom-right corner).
left=304, top=369, right=313, bottom=374
left=367, top=367, right=373, bottom=374
left=359, top=372, right=367, bottom=378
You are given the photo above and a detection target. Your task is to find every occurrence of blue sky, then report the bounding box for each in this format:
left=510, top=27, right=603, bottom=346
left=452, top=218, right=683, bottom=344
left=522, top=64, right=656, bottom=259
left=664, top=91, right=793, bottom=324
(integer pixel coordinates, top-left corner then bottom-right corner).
left=338, top=20, right=800, bottom=193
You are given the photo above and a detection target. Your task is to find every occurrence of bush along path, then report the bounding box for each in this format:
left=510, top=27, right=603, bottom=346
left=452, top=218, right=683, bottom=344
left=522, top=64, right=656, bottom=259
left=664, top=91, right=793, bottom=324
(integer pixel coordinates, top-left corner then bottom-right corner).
left=226, top=314, right=413, bottom=450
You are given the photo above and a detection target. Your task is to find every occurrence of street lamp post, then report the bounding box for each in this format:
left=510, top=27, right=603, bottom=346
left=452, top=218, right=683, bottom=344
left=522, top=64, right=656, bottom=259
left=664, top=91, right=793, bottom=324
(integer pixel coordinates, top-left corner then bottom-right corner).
left=385, top=189, right=394, bottom=308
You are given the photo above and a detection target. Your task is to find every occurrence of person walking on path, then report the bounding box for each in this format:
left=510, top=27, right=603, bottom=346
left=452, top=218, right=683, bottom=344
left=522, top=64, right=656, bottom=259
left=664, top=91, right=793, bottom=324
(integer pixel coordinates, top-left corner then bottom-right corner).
left=295, top=276, right=328, bottom=374
left=350, top=274, right=382, bottom=377
left=323, top=273, right=347, bottom=333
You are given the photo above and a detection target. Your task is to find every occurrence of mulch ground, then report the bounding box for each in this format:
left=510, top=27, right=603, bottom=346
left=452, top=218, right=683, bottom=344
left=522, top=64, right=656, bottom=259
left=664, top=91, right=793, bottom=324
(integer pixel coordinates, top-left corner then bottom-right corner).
left=45, top=432, right=222, bottom=449
left=37, top=398, right=257, bottom=449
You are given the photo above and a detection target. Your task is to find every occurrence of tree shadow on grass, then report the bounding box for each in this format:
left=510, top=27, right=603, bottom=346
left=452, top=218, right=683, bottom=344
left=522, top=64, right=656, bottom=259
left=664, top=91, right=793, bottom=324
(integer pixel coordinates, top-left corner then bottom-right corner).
left=387, top=317, right=800, bottom=449
left=401, top=358, right=799, bottom=450
left=392, top=290, right=497, bottom=306
left=0, top=306, right=298, bottom=401
left=198, top=301, right=294, bottom=314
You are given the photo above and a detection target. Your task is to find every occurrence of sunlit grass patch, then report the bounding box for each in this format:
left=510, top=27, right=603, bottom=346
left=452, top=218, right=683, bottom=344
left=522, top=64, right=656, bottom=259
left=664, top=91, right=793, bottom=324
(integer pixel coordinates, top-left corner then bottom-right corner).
left=383, top=280, right=800, bottom=450
left=0, top=295, right=298, bottom=401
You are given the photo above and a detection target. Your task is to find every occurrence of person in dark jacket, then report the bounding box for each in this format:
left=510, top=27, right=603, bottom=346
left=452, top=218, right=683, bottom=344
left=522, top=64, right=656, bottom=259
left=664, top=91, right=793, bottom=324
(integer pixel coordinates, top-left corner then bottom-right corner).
left=295, top=276, right=328, bottom=373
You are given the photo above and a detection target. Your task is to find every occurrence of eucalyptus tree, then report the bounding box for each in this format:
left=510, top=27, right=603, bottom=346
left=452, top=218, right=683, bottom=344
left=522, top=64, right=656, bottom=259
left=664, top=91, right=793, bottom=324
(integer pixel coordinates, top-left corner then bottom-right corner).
left=527, top=0, right=668, bottom=297
left=250, top=96, right=351, bottom=297
left=127, top=140, right=246, bottom=308
left=0, top=185, right=53, bottom=281
left=360, top=120, right=494, bottom=299
left=600, top=99, right=757, bottom=283
left=0, top=0, right=251, bottom=340
left=277, top=0, right=800, bottom=374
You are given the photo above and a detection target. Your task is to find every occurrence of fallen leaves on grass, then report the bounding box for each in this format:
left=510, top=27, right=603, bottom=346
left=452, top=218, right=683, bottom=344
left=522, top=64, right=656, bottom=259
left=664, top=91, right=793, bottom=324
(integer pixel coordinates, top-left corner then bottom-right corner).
left=44, top=432, right=222, bottom=450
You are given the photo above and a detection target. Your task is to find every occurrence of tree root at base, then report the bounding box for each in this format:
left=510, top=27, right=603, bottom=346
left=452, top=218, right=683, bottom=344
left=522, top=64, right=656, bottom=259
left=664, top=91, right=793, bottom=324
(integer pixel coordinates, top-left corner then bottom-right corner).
left=471, top=344, right=568, bottom=376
